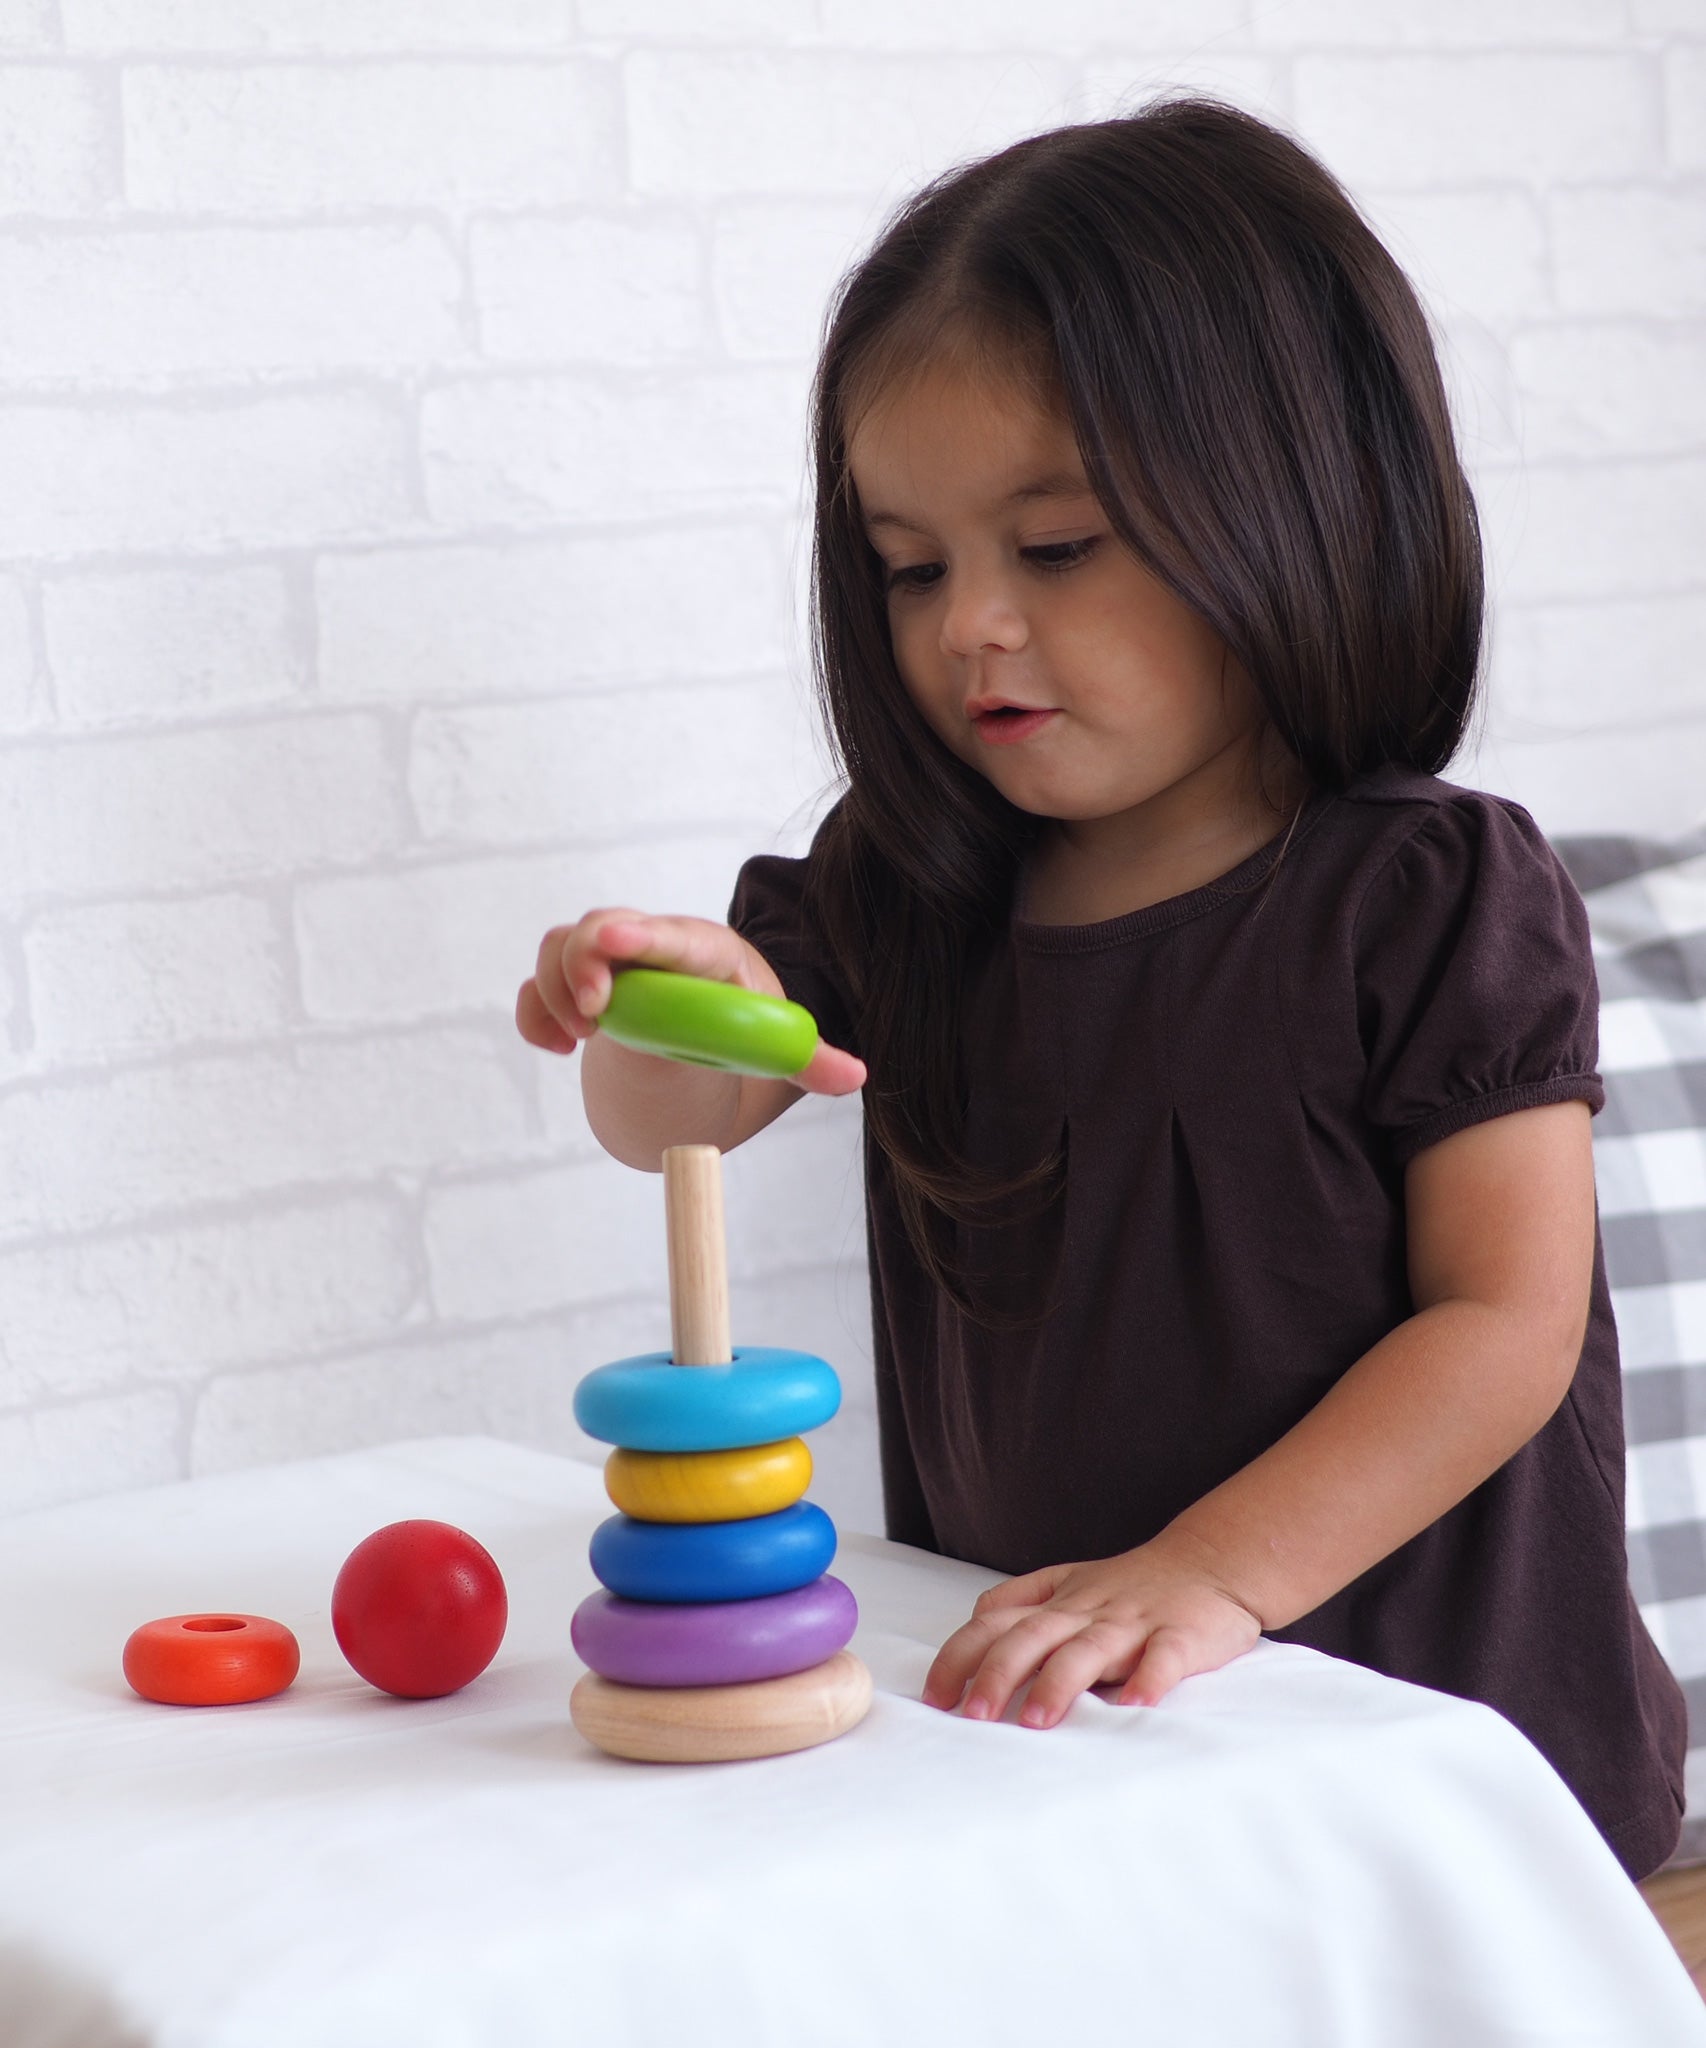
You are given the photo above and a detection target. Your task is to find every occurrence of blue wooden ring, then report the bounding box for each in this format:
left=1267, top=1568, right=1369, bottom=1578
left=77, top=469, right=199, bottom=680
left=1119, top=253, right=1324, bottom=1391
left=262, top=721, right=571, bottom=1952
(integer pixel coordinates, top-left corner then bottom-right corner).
left=573, top=1346, right=840, bottom=1453
left=589, top=1503, right=838, bottom=1604
left=571, top=1575, right=858, bottom=1688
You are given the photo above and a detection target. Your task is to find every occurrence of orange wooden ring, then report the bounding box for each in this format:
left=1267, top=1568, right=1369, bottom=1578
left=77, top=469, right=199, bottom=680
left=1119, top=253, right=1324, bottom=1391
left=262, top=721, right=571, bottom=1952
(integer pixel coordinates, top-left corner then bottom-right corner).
left=122, top=1613, right=300, bottom=1707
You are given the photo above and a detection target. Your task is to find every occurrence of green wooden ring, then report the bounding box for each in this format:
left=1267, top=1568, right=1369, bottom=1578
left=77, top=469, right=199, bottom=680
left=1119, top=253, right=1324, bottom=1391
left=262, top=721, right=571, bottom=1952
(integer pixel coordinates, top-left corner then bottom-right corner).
left=600, top=968, right=818, bottom=1079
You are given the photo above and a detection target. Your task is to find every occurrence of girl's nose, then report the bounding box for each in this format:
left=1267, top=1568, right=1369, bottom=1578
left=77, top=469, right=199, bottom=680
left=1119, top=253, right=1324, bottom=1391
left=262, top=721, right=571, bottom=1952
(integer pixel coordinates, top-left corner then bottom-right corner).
left=939, top=571, right=1027, bottom=658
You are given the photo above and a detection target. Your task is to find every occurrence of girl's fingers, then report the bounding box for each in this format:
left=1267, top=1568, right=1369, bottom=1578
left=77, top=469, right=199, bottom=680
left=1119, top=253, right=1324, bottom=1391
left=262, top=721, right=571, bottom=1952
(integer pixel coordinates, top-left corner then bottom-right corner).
left=526, top=912, right=868, bottom=1101
left=533, top=923, right=593, bottom=1027
left=554, top=914, right=641, bottom=1021
left=1117, top=1625, right=1199, bottom=1708
left=585, top=915, right=869, bottom=1094
left=1018, top=1625, right=1135, bottom=1729
left=587, top=913, right=753, bottom=991
left=515, top=978, right=577, bottom=1054
left=921, top=1627, right=987, bottom=1710
left=922, top=1573, right=1065, bottom=1707
left=521, top=934, right=597, bottom=1042
left=535, top=911, right=667, bottom=1030
left=973, top=1567, right=1064, bottom=1614
left=588, top=917, right=672, bottom=971
left=924, top=1563, right=1264, bottom=1727
left=795, top=1041, right=868, bottom=1097
left=954, top=1609, right=1086, bottom=1725
left=922, top=1606, right=1023, bottom=1709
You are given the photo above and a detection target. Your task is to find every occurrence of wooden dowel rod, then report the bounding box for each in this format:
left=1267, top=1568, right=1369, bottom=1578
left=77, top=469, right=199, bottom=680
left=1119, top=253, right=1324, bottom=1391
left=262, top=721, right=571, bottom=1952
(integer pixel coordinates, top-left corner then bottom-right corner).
left=663, top=1145, right=731, bottom=1367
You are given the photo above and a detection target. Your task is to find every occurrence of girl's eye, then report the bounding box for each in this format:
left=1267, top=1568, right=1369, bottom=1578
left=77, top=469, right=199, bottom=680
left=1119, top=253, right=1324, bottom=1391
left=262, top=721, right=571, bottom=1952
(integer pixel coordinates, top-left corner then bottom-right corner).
left=1024, top=538, right=1099, bottom=574
left=886, top=562, right=945, bottom=593
left=883, top=537, right=1100, bottom=595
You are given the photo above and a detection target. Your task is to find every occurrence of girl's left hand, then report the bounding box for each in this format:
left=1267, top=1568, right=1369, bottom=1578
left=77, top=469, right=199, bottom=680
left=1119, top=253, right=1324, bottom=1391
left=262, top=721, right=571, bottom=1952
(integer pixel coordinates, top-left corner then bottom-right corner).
left=921, top=1529, right=1265, bottom=1729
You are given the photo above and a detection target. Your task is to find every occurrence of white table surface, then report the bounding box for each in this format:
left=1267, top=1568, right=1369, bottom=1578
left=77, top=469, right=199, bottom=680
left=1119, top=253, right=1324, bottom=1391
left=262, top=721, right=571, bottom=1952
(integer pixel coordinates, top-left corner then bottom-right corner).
left=0, top=1435, right=1701, bottom=2048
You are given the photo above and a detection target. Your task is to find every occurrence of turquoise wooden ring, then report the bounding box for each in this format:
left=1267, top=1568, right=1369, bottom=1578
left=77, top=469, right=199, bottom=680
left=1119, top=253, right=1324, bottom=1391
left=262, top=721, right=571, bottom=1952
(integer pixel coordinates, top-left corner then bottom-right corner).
left=571, top=1575, right=858, bottom=1688
left=573, top=1346, right=840, bottom=1453
left=600, top=968, right=818, bottom=1079
left=589, top=1502, right=838, bottom=1604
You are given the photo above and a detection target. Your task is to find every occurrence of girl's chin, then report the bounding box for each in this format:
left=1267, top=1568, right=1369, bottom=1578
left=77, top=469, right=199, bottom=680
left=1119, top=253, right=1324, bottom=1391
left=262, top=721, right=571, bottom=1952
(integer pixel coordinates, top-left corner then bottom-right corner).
left=974, top=760, right=1127, bottom=822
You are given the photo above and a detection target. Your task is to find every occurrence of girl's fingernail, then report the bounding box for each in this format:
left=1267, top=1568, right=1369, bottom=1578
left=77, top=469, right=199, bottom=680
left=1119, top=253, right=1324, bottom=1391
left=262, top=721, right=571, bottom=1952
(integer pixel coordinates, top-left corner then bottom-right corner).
left=1020, top=1705, right=1049, bottom=1728
left=963, top=1698, right=990, bottom=1721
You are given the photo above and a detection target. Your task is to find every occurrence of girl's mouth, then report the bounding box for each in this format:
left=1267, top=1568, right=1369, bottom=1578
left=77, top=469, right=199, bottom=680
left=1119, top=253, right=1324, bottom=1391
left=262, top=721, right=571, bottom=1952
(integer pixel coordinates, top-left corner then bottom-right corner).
left=974, top=706, right=1058, bottom=747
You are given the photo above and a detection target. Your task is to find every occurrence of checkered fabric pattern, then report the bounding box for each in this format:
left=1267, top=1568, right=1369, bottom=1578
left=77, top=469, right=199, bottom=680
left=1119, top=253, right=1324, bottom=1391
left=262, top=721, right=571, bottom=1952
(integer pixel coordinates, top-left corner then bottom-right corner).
left=1556, top=827, right=1706, bottom=1869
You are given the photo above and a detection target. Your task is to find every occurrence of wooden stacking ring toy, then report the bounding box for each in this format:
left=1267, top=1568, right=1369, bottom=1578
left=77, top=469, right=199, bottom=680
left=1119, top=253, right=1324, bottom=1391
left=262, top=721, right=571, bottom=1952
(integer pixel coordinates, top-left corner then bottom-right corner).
left=569, top=1143, right=873, bottom=1763
left=574, top=1347, right=838, bottom=1454
left=600, top=967, right=818, bottom=1079
left=589, top=1501, right=839, bottom=1605
left=572, top=1648, right=872, bottom=1765
left=573, top=1576, right=857, bottom=1688
left=605, top=1437, right=812, bottom=1522
left=122, top=1613, right=300, bottom=1707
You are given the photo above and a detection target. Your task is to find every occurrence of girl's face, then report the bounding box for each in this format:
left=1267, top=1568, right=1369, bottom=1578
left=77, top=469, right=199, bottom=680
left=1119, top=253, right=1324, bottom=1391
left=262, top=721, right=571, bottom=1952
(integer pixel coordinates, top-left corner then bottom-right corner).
left=847, top=362, right=1272, bottom=851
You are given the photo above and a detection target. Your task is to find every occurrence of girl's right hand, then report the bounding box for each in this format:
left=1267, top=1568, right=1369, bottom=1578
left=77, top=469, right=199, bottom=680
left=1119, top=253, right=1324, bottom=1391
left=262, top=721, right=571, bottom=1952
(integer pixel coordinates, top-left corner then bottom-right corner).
left=515, top=909, right=867, bottom=1097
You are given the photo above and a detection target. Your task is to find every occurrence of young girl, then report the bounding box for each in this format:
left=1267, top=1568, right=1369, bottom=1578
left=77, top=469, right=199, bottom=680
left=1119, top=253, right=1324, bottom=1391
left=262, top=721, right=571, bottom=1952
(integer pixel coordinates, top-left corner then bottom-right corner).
left=517, top=97, right=1685, bottom=1882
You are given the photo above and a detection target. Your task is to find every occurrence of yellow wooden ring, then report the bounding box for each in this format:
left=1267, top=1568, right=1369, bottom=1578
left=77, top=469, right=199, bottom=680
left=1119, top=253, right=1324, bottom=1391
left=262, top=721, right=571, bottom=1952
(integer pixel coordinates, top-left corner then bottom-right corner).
left=604, top=1437, right=812, bottom=1523
left=571, top=1649, right=873, bottom=1763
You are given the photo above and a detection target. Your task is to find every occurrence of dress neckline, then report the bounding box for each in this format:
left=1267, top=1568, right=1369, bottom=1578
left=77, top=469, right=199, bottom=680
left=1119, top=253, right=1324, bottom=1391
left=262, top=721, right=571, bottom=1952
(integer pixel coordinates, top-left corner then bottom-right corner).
left=1010, top=791, right=1328, bottom=954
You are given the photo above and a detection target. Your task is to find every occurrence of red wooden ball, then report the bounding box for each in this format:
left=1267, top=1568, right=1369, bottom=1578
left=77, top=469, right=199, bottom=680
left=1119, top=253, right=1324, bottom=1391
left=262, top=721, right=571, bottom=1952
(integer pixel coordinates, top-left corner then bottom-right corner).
left=332, top=1520, right=508, bottom=1698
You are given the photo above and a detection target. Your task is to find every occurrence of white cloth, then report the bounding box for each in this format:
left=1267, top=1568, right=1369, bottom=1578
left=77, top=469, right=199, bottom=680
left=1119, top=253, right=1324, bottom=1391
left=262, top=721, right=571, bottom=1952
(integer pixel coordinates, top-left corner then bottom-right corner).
left=0, top=1436, right=1700, bottom=2048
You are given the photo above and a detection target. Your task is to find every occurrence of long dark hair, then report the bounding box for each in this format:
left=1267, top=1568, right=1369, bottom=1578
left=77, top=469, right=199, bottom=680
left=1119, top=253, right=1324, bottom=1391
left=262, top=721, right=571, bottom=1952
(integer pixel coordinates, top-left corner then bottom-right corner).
left=801, top=94, right=1485, bottom=1319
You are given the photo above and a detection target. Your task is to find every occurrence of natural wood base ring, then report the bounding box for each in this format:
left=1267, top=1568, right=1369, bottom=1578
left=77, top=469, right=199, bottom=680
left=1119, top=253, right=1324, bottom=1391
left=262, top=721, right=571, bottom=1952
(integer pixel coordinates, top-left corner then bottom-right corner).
left=571, top=1648, right=873, bottom=1763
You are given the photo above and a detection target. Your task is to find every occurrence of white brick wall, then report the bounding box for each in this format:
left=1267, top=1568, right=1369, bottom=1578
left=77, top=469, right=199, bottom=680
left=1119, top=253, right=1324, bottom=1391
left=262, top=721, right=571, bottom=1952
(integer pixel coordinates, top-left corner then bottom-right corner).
left=0, top=2, right=1699, bottom=1531
left=0, top=65, right=116, bottom=211
left=0, top=394, right=416, bottom=556
left=0, top=715, right=400, bottom=901
left=0, top=226, right=466, bottom=386
left=1294, top=54, right=1660, bottom=185
left=316, top=528, right=789, bottom=698
left=60, top=1, right=578, bottom=53
left=121, top=62, right=622, bottom=214
left=26, top=892, right=291, bottom=1057
left=44, top=565, right=301, bottom=721
left=0, top=575, right=36, bottom=731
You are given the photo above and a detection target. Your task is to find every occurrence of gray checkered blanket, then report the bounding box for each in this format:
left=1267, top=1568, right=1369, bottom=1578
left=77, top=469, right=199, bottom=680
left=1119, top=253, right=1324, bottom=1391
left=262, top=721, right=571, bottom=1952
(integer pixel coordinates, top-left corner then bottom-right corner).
left=1557, top=826, right=1706, bottom=1868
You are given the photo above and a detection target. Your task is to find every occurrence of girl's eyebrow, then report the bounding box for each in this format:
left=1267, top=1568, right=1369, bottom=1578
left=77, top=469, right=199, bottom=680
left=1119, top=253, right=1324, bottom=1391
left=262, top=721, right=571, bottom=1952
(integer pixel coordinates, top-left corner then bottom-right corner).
left=861, top=471, right=1093, bottom=535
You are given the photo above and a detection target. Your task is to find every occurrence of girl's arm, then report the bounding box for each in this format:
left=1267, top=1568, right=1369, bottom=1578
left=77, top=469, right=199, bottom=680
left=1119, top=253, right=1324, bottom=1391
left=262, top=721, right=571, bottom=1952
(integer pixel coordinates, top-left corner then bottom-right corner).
left=923, top=1098, right=1597, bottom=1727
left=517, top=910, right=866, bottom=1171
left=1162, top=1095, right=1596, bottom=1626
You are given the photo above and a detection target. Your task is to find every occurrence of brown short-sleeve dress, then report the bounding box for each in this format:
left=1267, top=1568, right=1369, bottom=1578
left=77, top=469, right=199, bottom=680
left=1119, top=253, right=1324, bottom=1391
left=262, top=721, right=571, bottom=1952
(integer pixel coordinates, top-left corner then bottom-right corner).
left=729, top=765, right=1687, bottom=1881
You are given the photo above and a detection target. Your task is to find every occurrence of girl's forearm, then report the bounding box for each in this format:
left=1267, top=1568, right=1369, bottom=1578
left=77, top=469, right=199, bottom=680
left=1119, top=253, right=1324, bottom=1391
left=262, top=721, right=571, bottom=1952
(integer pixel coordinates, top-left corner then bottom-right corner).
left=1154, top=1298, right=1583, bottom=1632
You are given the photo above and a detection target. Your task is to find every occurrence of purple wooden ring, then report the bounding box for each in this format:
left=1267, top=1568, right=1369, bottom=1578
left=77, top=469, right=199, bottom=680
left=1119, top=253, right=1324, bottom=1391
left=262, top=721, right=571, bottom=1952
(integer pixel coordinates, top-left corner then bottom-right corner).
left=571, top=1575, right=857, bottom=1689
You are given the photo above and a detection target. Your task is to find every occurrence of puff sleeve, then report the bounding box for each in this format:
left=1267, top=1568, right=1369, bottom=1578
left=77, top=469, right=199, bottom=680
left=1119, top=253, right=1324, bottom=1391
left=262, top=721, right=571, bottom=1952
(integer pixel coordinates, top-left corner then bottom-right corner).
left=726, top=823, right=861, bottom=1064
left=1355, top=793, right=1604, bottom=1165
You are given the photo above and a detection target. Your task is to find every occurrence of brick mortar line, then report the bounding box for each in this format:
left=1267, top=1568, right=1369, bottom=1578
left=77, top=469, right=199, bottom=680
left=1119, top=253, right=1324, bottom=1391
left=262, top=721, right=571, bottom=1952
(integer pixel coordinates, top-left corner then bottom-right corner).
left=0, top=1173, right=486, bottom=1261
left=0, top=675, right=817, bottom=735
left=4, top=511, right=802, bottom=579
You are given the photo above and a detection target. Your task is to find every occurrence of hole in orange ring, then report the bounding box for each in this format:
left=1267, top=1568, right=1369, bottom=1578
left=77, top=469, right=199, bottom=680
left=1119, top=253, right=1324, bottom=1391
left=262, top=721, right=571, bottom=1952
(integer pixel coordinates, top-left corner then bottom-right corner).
left=181, top=1617, right=246, bottom=1632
